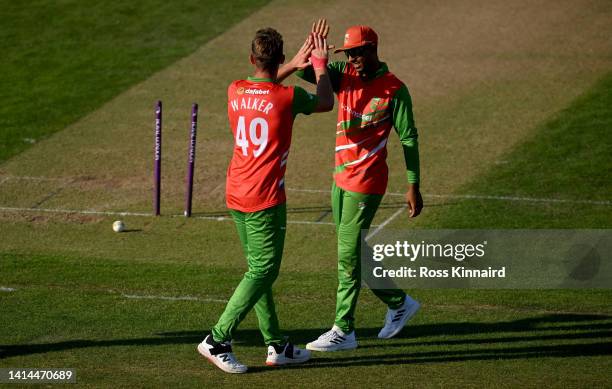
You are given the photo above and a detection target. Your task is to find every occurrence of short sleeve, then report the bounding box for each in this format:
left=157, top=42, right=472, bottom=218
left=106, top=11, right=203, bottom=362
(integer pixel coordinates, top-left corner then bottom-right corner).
left=292, top=86, right=318, bottom=116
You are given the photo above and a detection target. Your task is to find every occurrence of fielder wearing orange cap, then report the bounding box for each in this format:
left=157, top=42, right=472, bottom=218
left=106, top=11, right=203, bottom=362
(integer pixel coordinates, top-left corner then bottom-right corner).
left=278, top=20, right=423, bottom=352
left=333, top=25, right=378, bottom=52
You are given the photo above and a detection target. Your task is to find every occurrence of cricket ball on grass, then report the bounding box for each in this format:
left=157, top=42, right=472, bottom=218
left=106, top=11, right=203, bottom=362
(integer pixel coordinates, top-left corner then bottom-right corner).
left=112, top=220, right=125, bottom=233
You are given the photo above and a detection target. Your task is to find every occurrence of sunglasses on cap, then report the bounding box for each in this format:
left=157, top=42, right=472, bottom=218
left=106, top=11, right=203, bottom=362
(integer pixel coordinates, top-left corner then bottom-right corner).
left=344, top=45, right=371, bottom=58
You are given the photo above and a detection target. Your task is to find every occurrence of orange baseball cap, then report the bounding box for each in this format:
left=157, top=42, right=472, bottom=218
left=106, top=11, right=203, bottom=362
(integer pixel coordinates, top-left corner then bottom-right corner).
left=334, top=25, right=378, bottom=53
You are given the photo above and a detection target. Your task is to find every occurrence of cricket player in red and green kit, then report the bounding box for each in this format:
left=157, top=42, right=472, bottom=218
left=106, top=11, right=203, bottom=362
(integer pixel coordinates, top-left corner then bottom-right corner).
left=197, top=28, right=333, bottom=373
left=279, top=21, right=423, bottom=351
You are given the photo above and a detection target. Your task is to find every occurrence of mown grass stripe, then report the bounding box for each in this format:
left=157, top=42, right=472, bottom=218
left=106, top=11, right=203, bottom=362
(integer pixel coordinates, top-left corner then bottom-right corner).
left=0, top=0, right=270, bottom=163
left=411, top=72, right=612, bottom=229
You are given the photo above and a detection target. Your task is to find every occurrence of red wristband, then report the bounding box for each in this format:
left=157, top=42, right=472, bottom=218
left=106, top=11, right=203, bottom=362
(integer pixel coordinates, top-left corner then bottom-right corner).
left=310, top=55, right=328, bottom=70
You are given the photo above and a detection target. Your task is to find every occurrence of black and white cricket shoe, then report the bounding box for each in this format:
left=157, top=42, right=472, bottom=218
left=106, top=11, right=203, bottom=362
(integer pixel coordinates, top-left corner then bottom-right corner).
left=306, top=325, right=358, bottom=351
left=377, top=295, right=421, bottom=339
left=265, top=342, right=311, bottom=366
left=197, top=334, right=247, bottom=374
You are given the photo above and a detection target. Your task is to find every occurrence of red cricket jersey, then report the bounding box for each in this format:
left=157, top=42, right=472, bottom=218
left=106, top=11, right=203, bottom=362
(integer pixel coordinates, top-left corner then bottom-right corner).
left=334, top=63, right=404, bottom=194
left=225, top=79, right=295, bottom=212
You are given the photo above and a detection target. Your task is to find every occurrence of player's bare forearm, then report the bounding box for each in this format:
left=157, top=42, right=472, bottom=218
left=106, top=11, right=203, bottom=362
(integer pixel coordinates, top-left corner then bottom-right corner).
left=277, top=64, right=296, bottom=83
left=314, top=72, right=333, bottom=112
left=406, top=183, right=423, bottom=218
left=311, top=33, right=334, bottom=112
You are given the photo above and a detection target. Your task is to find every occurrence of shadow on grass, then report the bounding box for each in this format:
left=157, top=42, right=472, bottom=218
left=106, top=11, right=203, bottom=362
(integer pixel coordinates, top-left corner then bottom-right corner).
left=2, top=314, right=611, bottom=369
left=247, top=342, right=612, bottom=373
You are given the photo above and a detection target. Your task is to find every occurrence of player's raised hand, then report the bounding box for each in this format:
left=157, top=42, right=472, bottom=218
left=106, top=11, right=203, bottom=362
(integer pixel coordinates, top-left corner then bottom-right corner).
left=311, top=18, right=335, bottom=50
left=309, top=32, right=333, bottom=112
left=290, top=35, right=314, bottom=70
left=310, top=32, right=328, bottom=60
left=312, top=18, right=330, bottom=38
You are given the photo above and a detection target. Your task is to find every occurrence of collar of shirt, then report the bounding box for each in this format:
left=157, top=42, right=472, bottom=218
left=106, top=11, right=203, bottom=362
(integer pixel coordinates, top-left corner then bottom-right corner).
left=351, top=62, right=389, bottom=81
left=247, top=76, right=276, bottom=83
left=363, top=62, right=389, bottom=80
left=374, top=62, right=389, bottom=78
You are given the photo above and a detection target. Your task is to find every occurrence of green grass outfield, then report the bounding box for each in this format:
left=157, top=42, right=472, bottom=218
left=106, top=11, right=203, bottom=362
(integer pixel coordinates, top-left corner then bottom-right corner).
left=0, top=0, right=269, bottom=163
left=1, top=0, right=611, bottom=387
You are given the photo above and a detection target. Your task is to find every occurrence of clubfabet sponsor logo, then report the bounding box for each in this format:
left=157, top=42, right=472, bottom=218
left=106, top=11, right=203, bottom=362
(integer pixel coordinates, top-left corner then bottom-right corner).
left=237, top=87, right=269, bottom=96
left=245, top=88, right=269, bottom=95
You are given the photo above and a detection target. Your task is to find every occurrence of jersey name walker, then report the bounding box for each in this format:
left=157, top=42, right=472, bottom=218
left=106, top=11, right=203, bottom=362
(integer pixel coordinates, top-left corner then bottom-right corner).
left=335, top=64, right=403, bottom=194
left=226, top=79, right=295, bottom=212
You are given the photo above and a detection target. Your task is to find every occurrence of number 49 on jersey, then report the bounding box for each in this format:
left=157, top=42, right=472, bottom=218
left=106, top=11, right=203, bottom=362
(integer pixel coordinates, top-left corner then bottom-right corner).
left=235, top=116, right=268, bottom=157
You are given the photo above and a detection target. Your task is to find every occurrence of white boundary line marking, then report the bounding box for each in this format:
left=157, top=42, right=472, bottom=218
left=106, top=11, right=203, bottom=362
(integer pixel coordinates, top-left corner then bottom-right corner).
left=288, top=188, right=612, bottom=206
left=3, top=183, right=608, bottom=232
left=1, top=287, right=17, bottom=292
left=366, top=205, right=407, bottom=241
left=4, top=175, right=609, bottom=205
left=0, top=285, right=226, bottom=302
left=0, top=206, right=151, bottom=217
left=120, top=293, right=227, bottom=303
left=0, top=206, right=337, bottom=226
left=5, top=285, right=609, bottom=314
left=0, top=175, right=69, bottom=182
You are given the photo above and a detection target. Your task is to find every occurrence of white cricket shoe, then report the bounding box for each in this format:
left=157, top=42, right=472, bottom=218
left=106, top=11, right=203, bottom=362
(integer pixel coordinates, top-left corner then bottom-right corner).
left=378, top=295, right=421, bottom=339
left=197, top=334, right=247, bottom=374
left=265, top=342, right=311, bottom=366
left=306, top=325, right=358, bottom=351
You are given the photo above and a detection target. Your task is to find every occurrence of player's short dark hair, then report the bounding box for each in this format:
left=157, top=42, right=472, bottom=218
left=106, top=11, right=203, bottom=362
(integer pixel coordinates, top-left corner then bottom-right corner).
left=251, top=28, right=284, bottom=71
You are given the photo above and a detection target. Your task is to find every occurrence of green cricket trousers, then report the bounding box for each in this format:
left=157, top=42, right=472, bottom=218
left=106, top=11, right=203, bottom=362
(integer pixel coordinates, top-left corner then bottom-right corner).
left=211, top=203, right=286, bottom=345
left=332, top=183, right=406, bottom=333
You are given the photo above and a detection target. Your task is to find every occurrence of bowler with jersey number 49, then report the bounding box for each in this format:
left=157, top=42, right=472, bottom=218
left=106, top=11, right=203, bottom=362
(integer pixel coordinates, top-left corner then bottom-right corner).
left=196, top=27, right=334, bottom=374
